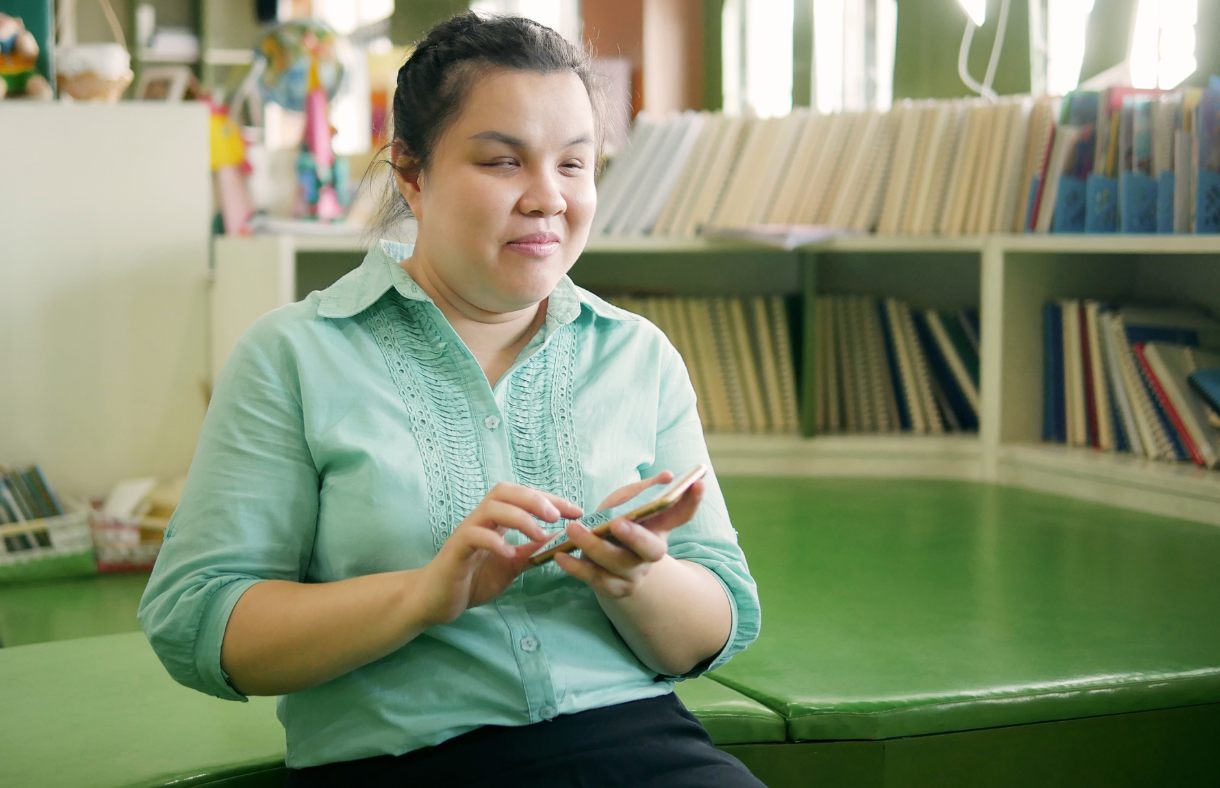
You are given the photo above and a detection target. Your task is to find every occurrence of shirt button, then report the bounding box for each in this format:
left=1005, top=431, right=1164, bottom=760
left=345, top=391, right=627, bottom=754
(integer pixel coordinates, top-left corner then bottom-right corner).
left=540, top=705, right=557, bottom=720
left=484, top=415, right=501, bottom=430
left=519, top=636, right=538, bottom=652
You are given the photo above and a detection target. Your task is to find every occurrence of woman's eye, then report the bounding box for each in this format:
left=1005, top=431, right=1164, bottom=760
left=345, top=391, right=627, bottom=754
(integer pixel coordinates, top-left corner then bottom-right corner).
left=484, top=159, right=518, bottom=168
left=561, top=161, right=585, bottom=171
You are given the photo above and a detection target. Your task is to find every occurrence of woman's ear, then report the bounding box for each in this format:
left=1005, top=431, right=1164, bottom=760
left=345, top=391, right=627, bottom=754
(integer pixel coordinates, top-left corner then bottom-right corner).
left=392, top=141, right=425, bottom=220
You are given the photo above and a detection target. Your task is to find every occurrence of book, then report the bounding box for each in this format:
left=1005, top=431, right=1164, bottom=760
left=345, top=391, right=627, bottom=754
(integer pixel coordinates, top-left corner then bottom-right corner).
left=1044, top=302, right=1065, bottom=442
left=1099, top=311, right=1144, bottom=457
left=769, top=297, right=801, bottom=433
left=1135, top=343, right=1208, bottom=466
left=1084, top=301, right=1115, bottom=450
left=1143, top=343, right=1220, bottom=468
left=1188, top=368, right=1220, bottom=417
left=727, top=297, right=768, bottom=431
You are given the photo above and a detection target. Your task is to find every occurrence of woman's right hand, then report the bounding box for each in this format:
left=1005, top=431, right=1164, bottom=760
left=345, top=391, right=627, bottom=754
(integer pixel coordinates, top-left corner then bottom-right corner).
left=419, top=483, right=583, bottom=625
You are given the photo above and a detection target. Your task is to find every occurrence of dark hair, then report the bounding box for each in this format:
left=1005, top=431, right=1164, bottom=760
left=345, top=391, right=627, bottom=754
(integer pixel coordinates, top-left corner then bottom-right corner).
left=371, top=12, right=605, bottom=235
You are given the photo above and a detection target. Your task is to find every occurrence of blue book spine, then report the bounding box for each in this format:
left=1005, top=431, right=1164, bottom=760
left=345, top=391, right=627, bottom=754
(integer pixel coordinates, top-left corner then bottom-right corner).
left=877, top=301, right=912, bottom=431
left=1156, top=171, right=1176, bottom=233
left=1043, top=303, right=1066, bottom=442
left=1085, top=174, right=1118, bottom=232
left=1188, top=369, right=1220, bottom=416
left=1124, top=327, right=1200, bottom=346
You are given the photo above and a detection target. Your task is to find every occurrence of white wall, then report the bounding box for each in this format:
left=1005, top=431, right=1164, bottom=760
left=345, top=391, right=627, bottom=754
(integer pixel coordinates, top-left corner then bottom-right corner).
left=0, top=103, right=211, bottom=500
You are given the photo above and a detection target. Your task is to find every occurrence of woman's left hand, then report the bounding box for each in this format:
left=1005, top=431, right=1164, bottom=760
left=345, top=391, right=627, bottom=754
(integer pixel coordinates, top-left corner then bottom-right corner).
left=554, top=471, right=704, bottom=598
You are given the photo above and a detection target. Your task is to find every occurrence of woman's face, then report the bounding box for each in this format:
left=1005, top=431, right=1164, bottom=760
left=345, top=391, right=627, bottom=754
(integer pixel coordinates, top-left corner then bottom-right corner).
left=400, top=68, right=598, bottom=314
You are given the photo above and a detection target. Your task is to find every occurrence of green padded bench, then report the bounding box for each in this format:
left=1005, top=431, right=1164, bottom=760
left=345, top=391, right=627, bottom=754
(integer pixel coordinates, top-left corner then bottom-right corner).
left=5, top=478, right=1220, bottom=787
left=0, top=632, right=784, bottom=788
left=711, top=477, right=1220, bottom=788
left=0, top=572, right=149, bottom=647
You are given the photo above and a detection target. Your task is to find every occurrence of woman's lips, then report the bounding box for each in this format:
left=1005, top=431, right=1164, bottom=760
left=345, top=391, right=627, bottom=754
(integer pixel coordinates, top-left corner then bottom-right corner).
left=506, top=233, right=561, bottom=258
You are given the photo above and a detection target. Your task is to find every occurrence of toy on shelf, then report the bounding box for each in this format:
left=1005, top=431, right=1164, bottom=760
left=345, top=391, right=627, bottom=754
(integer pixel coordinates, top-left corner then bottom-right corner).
left=254, top=20, right=348, bottom=222
left=0, top=13, right=52, bottom=99
left=210, top=99, right=256, bottom=235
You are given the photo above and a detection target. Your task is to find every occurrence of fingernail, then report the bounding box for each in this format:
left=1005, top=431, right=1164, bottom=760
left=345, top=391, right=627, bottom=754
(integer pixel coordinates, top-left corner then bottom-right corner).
left=544, top=502, right=560, bottom=520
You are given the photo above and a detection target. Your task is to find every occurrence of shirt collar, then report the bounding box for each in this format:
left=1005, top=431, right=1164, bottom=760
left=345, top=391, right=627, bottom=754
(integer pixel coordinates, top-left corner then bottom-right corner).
left=316, top=239, right=627, bottom=325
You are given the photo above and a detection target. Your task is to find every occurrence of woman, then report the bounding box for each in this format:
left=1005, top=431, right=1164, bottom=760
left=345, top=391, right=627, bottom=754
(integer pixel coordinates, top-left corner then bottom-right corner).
left=139, top=13, right=761, bottom=787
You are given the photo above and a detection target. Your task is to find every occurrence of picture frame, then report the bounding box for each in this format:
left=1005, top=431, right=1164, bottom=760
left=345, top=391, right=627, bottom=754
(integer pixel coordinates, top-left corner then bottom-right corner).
left=134, top=65, right=192, bottom=101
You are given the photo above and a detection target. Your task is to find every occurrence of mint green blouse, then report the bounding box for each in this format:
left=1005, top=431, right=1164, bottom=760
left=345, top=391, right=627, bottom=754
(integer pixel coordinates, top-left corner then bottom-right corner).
left=138, top=241, right=760, bottom=769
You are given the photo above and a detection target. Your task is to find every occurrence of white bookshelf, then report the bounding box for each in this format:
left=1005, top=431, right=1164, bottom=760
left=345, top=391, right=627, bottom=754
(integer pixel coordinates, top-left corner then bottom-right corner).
left=211, top=231, right=1220, bottom=526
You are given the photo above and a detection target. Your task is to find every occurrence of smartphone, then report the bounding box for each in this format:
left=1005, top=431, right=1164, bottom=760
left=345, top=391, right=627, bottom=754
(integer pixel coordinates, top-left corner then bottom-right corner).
left=527, top=464, right=708, bottom=567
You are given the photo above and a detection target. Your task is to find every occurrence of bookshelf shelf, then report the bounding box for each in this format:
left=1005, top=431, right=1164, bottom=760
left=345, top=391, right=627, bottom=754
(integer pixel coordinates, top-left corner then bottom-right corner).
left=211, top=230, right=1220, bottom=527
left=996, top=444, right=1220, bottom=527
left=707, top=434, right=982, bottom=480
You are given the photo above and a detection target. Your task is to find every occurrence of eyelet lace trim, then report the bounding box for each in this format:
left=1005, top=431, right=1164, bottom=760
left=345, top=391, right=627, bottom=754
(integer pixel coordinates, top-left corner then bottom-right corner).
left=368, top=295, right=487, bottom=552
left=505, top=325, right=584, bottom=531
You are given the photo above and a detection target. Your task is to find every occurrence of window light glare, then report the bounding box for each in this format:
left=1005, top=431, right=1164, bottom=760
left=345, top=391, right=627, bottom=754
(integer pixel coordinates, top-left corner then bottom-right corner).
left=1130, top=0, right=1197, bottom=90
left=957, top=0, right=986, bottom=27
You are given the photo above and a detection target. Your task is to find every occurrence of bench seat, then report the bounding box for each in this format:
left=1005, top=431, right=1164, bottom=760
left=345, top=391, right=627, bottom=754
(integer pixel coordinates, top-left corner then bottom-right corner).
left=712, top=478, right=1220, bottom=742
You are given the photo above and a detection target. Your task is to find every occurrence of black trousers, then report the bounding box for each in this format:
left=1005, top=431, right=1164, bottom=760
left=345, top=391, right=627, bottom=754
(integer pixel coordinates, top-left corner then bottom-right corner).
left=284, top=692, right=765, bottom=788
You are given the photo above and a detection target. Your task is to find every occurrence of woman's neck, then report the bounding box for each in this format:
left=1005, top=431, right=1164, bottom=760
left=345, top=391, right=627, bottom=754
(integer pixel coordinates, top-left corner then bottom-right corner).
left=401, top=252, right=547, bottom=389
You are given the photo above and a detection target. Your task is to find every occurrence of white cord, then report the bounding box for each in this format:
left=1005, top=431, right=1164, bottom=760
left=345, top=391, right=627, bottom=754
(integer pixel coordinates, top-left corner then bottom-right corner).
left=957, top=0, right=1012, bottom=102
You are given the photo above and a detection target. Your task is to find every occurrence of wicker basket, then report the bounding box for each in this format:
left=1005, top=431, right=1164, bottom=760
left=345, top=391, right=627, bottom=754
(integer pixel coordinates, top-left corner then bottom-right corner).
left=87, top=504, right=165, bottom=573
left=57, top=68, right=132, bottom=102
left=55, top=0, right=133, bottom=102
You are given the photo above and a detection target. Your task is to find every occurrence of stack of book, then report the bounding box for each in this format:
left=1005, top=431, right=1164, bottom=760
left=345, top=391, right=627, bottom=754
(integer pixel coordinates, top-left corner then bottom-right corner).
left=1042, top=302, right=1220, bottom=468
left=814, top=297, right=980, bottom=434
left=605, top=295, right=801, bottom=433
left=0, top=464, right=93, bottom=572
left=0, top=464, right=64, bottom=554
left=591, top=76, right=1220, bottom=239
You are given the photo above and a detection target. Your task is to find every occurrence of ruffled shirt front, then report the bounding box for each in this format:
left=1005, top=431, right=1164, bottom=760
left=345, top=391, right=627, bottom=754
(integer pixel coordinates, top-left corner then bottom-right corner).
left=138, top=240, right=761, bottom=768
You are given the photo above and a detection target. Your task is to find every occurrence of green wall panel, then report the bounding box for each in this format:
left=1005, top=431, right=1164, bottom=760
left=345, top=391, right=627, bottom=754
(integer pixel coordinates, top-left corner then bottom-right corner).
left=894, top=0, right=1031, bottom=99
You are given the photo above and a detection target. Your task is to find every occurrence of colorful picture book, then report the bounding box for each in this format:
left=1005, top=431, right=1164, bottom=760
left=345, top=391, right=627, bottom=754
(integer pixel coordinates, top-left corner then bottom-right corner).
left=1042, top=301, right=1220, bottom=468
left=591, top=77, right=1220, bottom=239
left=813, top=296, right=979, bottom=434
left=604, top=294, right=801, bottom=434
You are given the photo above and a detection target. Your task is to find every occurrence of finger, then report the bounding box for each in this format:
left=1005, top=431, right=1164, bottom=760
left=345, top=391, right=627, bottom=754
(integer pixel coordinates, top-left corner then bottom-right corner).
left=449, top=525, right=513, bottom=560
left=565, top=521, right=647, bottom=576
left=636, top=481, right=704, bottom=535
left=606, top=518, right=669, bottom=563
left=554, top=552, right=633, bottom=597
left=479, top=500, right=551, bottom=542
left=486, top=483, right=583, bottom=522
left=595, top=471, right=675, bottom=511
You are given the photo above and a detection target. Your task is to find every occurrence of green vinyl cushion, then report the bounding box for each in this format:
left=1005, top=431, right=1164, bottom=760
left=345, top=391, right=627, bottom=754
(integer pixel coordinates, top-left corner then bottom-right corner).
left=0, top=572, right=149, bottom=647
left=712, top=478, right=1220, bottom=742
left=0, top=632, right=781, bottom=788
left=0, top=632, right=284, bottom=788
left=675, top=672, right=787, bottom=743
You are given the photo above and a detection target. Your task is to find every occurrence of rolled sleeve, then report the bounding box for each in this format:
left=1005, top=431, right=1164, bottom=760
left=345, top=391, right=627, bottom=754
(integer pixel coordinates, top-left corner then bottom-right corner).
left=642, top=346, right=762, bottom=678
left=138, top=316, right=320, bottom=700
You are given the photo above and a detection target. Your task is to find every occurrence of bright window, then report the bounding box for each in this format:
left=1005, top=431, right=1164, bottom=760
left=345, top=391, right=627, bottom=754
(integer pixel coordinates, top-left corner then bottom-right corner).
left=1045, top=0, right=1094, bottom=95
left=812, top=0, right=895, bottom=114
left=1130, top=0, right=1197, bottom=89
left=723, top=0, right=795, bottom=117
left=468, top=0, right=582, bottom=43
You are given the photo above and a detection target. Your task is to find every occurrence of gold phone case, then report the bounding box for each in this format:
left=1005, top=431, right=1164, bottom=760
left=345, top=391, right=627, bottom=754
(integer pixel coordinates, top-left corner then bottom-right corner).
left=527, top=464, right=708, bottom=566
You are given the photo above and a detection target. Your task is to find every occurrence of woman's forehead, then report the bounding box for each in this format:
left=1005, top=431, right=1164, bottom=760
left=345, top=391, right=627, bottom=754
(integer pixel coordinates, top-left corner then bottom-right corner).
left=449, top=69, right=595, bottom=146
